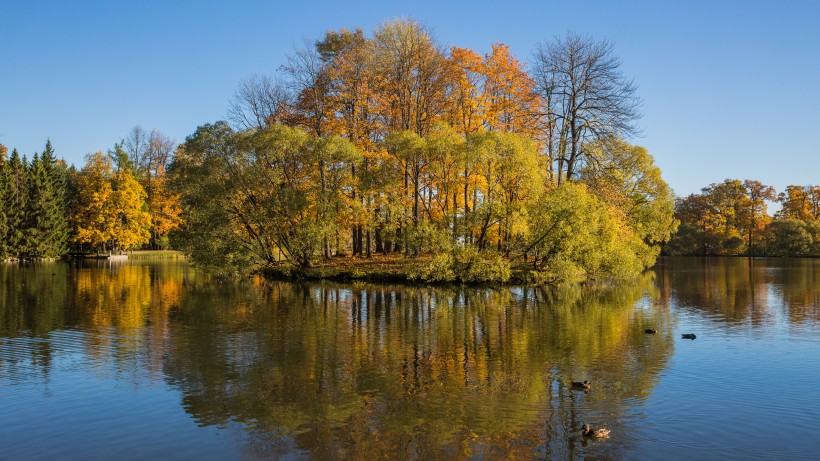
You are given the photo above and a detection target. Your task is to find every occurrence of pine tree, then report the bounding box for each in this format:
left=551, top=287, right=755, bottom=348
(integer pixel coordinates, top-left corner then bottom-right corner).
left=25, top=152, right=47, bottom=257
left=4, top=149, right=27, bottom=259
left=0, top=144, right=9, bottom=259
left=39, top=140, right=70, bottom=258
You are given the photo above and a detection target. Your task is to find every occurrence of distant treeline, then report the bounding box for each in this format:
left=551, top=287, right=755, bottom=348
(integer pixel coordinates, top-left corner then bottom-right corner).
left=666, top=179, right=820, bottom=257
left=0, top=130, right=181, bottom=261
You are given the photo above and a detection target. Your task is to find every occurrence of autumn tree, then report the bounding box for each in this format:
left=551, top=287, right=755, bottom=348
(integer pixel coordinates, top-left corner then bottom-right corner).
left=110, top=168, right=152, bottom=251
left=171, top=122, right=361, bottom=275
left=580, top=138, right=677, bottom=262
left=742, top=180, right=776, bottom=254
left=316, top=28, right=381, bottom=256
left=372, top=18, right=448, bottom=136
left=72, top=152, right=151, bottom=253
left=668, top=179, right=782, bottom=256
left=117, top=127, right=182, bottom=248
left=666, top=193, right=719, bottom=255
left=443, top=47, right=485, bottom=138
left=72, top=152, right=115, bottom=252
left=481, top=43, right=539, bottom=135
left=777, top=185, right=818, bottom=221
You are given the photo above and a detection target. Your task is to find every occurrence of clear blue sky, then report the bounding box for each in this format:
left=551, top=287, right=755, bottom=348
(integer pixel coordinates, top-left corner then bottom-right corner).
left=1, top=0, right=818, bottom=198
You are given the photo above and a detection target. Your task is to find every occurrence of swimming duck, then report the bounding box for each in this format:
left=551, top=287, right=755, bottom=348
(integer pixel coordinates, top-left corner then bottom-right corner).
left=644, top=328, right=657, bottom=334
left=571, top=380, right=591, bottom=390
left=581, top=424, right=610, bottom=438
left=681, top=333, right=696, bottom=339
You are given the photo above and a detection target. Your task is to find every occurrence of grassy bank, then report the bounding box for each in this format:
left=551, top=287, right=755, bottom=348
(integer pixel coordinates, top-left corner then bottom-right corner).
left=128, top=250, right=185, bottom=261
left=261, top=253, right=539, bottom=285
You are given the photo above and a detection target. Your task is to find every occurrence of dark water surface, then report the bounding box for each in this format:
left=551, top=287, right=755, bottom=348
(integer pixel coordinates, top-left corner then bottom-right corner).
left=1, top=257, right=819, bottom=460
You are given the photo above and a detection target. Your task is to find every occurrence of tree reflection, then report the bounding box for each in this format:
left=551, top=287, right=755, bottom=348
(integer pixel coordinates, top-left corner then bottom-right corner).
left=656, top=257, right=820, bottom=327
left=163, top=277, right=672, bottom=459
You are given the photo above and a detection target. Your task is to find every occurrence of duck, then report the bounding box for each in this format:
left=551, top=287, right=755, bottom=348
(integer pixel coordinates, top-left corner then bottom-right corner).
left=581, top=424, right=610, bottom=438
left=644, top=328, right=657, bottom=334
left=681, top=333, right=696, bottom=339
left=571, top=380, right=591, bottom=390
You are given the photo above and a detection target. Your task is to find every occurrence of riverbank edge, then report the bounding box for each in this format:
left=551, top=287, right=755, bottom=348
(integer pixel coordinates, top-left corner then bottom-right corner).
left=260, top=261, right=539, bottom=286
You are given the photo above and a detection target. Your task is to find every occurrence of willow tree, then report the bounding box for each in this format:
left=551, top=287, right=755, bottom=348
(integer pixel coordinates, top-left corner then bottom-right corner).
left=580, top=138, right=677, bottom=264
left=467, top=130, right=543, bottom=253
left=525, top=183, right=645, bottom=282
left=171, top=122, right=361, bottom=275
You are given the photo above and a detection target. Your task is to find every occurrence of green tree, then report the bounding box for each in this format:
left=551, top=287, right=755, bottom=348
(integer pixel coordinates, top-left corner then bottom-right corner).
left=525, top=183, right=645, bottom=283
left=0, top=144, right=8, bottom=259
left=24, top=141, right=70, bottom=259
left=580, top=138, right=677, bottom=262
left=171, top=122, right=361, bottom=275
left=765, top=219, right=812, bottom=256
left=4, top=149, right=27, bottom=259
left=169, top=123, right=255, bottom=276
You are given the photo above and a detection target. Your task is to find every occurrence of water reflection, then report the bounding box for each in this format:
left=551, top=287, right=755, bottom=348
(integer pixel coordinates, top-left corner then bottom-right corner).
left=655, top=257, right=820, bottom=327
left=1, top=261, right=674, bottom=459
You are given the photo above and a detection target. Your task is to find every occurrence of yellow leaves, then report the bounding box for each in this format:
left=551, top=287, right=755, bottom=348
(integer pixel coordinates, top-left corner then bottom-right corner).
left=481, top=43, right=540, bottom=135
left=148, top=176, right=183, bottom=237
left=110, top=169, right=152, bottom=250
left=72, top=152, right=151, bottom=251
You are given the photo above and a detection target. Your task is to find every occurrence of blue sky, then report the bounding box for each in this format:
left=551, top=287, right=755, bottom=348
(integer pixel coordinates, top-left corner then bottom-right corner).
left=1, top=0, right=818, bottom=198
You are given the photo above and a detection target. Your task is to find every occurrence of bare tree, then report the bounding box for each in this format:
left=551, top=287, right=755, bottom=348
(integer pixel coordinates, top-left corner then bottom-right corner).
left=145, top=129, right=175, bottom=178
left=283, top=39, right=333, bottom=137
left=227, top=74, right=292, bottom=130
left=532, top=32, right=642, bottom=184
left=123, top=125, right=148, bottom=173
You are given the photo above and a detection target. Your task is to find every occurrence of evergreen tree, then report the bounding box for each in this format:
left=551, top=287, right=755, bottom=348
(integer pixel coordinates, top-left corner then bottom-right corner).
left=25, top=152, right=47, bottom=256
left=38, top=140, right=70, bottom=258
left=0, top=144, right=8, bottom=259
left=4, top=149, right=27, bottom=259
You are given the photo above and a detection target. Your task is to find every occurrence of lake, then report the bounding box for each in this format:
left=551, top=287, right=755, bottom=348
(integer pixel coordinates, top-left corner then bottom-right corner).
left=1, top=257, right=819, bottom=460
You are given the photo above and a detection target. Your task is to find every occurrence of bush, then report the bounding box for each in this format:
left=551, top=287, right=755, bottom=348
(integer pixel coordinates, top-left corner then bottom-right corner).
left=408, top=251, right=456, bottom=282
left=408, top=244, right=511, bottom=284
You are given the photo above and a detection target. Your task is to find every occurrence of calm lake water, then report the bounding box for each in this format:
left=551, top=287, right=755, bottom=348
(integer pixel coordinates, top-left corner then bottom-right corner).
left=1, top=257, right=819, bottom=460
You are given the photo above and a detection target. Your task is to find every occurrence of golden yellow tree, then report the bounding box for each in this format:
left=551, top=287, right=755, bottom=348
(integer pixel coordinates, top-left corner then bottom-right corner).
left=444, top=47, right=485, bottom=137
left=72, top=152, right=151, bottom=253
left=73, top=152, right=116, bottom=252
left=110, top=168, right=152, bottom=251
left=147, top=175, right=183, bottom=248
left=482, top=43, right=540, bottom=135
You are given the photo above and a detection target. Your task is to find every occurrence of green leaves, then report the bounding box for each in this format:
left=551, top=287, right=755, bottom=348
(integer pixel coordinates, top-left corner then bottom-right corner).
left=526, top=183, right=645, bottom=283
left=172, top=123, right=364, bottom=275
